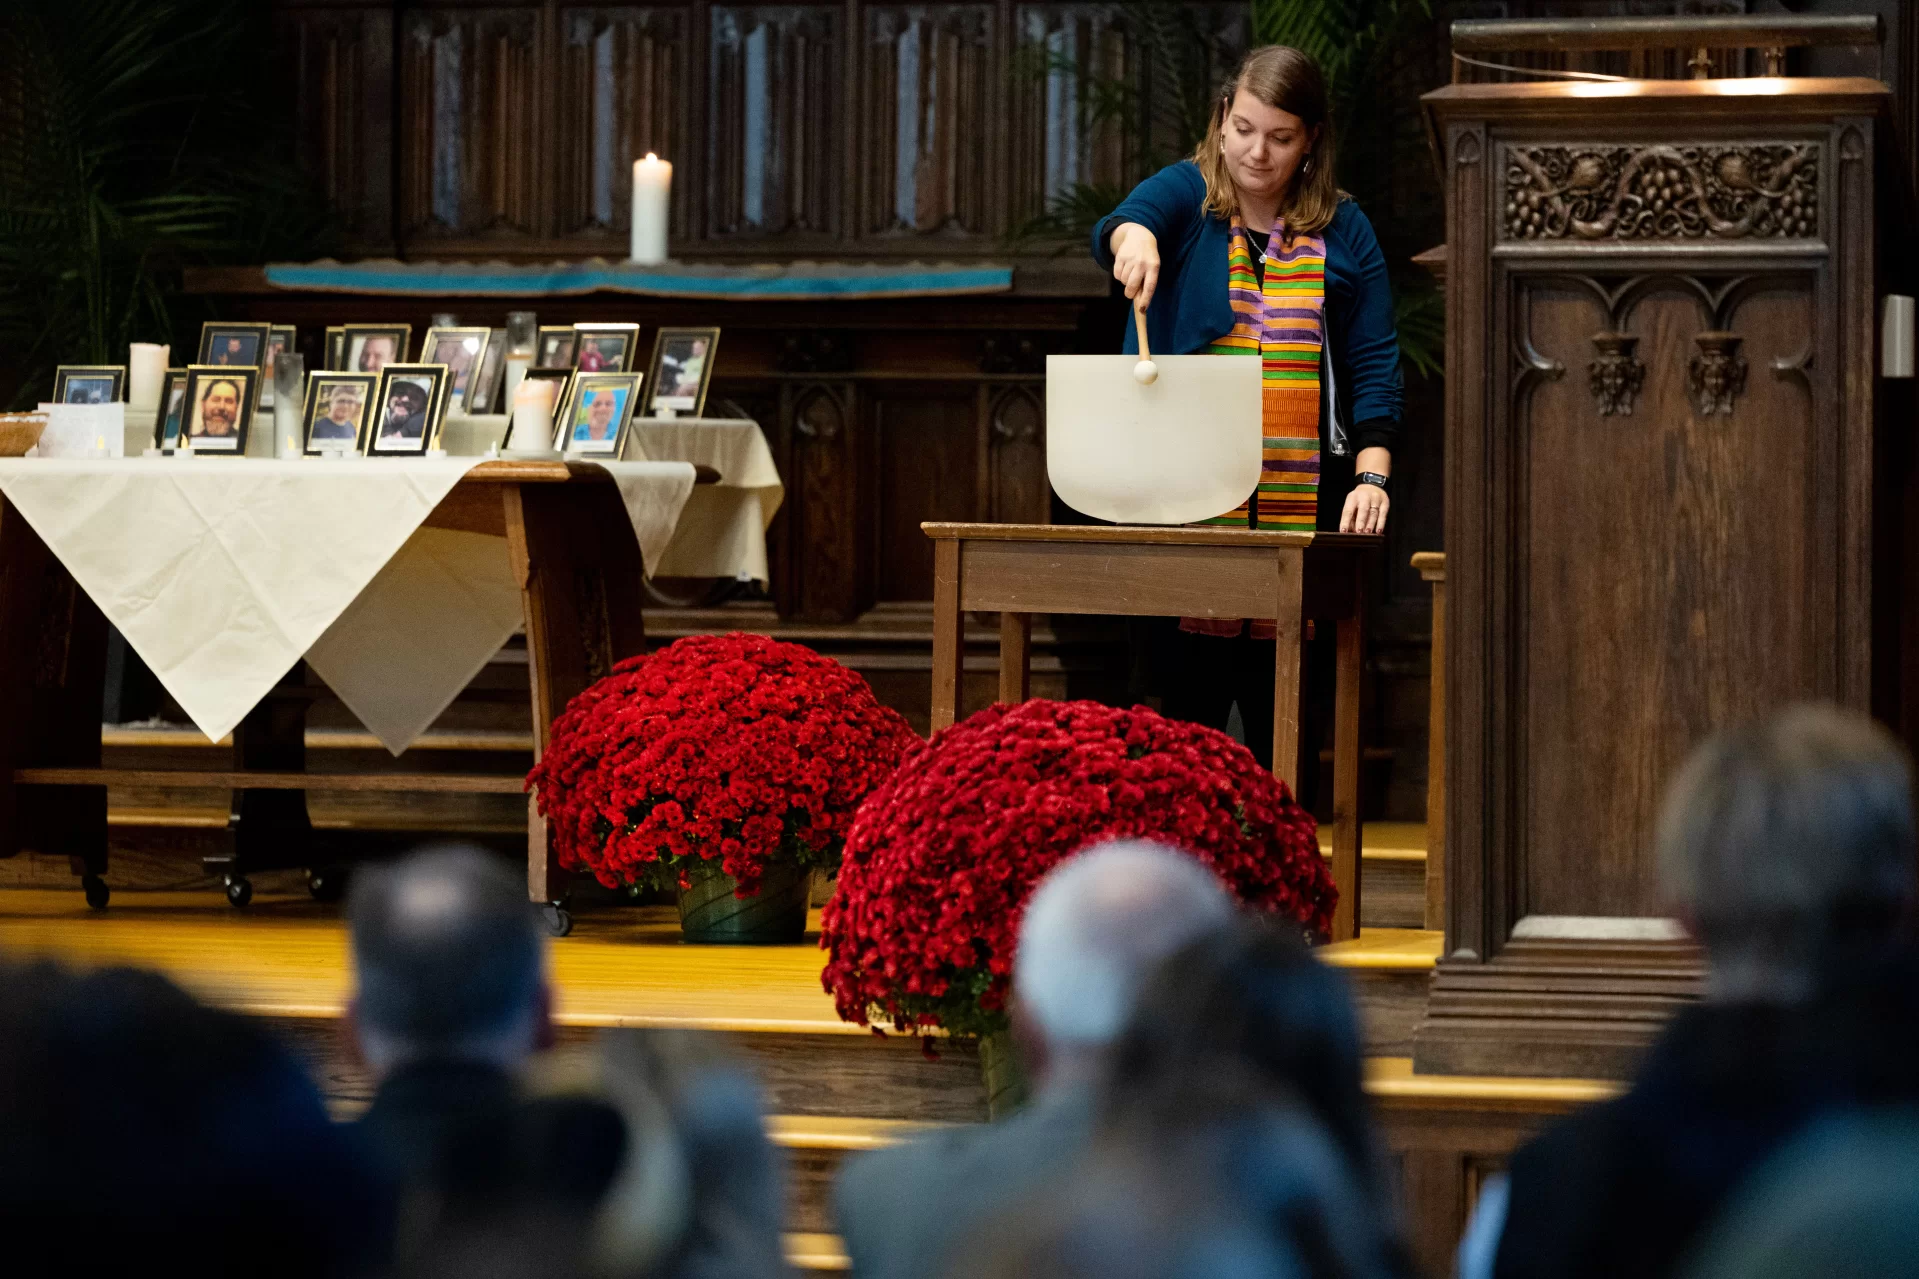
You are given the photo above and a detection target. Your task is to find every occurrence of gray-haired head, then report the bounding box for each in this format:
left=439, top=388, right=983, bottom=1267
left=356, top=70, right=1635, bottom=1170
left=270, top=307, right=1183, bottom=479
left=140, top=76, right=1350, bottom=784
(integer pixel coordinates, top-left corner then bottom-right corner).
left=347, top=844, right=548, bottom=1072
left=1658, top=703, right=1917, bottom=1004
left=1014, top=840, right=1236, bottom=1054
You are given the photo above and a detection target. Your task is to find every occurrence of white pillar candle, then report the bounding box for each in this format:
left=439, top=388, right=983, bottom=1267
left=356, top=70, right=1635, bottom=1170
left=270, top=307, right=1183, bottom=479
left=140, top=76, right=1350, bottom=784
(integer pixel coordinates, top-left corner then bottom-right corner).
left=630, top=153, right=672, bottom=265
left=501, top=353, right=531, bottom=414
left=507, top=377, right=559, bottom=452
left=128, top=343, right=169, bottom=413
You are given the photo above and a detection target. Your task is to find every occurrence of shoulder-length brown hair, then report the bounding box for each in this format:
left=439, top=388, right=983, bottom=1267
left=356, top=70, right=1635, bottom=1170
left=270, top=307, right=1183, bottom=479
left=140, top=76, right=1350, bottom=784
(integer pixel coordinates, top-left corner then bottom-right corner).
left=1192, top=45, right=1340, bottom=234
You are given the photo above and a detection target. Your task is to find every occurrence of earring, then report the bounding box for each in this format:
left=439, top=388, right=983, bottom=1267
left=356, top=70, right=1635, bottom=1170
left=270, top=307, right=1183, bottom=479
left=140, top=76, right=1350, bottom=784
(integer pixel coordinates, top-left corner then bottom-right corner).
left=1302, top=154, right=1315, bottom=176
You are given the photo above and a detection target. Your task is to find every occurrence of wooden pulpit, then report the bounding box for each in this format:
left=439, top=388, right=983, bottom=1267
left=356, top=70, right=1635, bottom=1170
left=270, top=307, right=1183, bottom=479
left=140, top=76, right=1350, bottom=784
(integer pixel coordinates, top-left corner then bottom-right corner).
left=1417, top=75, right=1913, bottom=1077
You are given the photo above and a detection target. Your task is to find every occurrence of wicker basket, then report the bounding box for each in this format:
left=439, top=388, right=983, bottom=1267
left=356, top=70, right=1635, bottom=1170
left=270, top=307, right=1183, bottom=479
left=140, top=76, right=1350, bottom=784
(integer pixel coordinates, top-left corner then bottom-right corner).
left=0, top=414, right=48, bottom=456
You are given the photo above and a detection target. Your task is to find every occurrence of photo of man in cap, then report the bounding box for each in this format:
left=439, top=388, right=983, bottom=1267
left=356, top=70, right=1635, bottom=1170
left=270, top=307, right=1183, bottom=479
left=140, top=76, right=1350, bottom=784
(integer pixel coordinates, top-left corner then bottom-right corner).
left=374, top=376, right=431, bottom=451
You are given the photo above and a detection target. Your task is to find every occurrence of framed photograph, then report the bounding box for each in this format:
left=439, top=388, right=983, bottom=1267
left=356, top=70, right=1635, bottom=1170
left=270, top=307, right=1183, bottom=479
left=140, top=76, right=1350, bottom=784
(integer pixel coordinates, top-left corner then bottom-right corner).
left=467, top=328, right=509, bottom=415
left=324, top=326, right=348, bottom=371
left=180, top=365, right=258, bottom=453
left=572, top=322, right=640, bottom=373
left=420, top=326, right=493, bottom=415
left=258, top=325, right=296, bottom=407
left=196, top=321, right=271, bottom=368
left=301, top=372, right=377, bottom=454
left=341, top=324, right=413, bottom=376
left=155, top=369, right=188, bottom=450
left=555, top=372, right=641, bottom=456
left=535, top=326, right=577, bottom=368
left=369, top=364, right=448, bottom=456
left=52, top=365, right=127, bottom=404
left=645, top=327, right=719, bottom=416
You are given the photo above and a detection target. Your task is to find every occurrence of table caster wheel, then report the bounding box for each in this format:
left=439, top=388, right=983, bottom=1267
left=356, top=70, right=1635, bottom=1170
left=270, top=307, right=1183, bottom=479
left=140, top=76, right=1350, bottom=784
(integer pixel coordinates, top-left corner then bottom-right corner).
left=82, top=874, right=109, bottom=910
left=542, top=902, right=572, bottom=937
left=224, top=875, right=253, bottom=909
left=308, top=868, right=346, bottom=902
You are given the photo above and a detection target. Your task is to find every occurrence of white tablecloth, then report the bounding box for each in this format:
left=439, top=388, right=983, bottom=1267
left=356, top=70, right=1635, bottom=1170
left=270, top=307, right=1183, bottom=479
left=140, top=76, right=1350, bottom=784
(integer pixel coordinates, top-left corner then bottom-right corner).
left=0, top=456, right=695, bottom=752
left=443, top=414, right=782, bottom=584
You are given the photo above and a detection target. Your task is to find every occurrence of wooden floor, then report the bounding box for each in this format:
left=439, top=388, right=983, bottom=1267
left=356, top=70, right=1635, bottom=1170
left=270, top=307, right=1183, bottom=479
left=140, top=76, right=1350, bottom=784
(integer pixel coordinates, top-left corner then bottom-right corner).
left=0, top=887, right=1439, bottom=1029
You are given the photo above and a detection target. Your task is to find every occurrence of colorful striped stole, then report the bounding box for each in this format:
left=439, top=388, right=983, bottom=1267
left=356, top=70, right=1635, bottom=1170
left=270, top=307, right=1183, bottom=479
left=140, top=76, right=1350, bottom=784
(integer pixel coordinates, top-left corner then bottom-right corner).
left=1195, top=216, right=1326, bottom=533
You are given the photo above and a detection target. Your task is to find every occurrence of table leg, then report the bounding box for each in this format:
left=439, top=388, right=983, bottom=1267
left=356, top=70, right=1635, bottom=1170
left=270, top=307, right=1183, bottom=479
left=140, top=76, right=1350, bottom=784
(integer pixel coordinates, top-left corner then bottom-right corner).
left=214, top=671, right=317, bottom=907
left=0, top=498, right=107, bottom=905
left=1330, top=611, right=1365, bottom=942
left=1269, top=552, right=1305, bottom=796
left=999, top=612, right=1031, bottom=705
left=504, top=481, right=650, bottom=931
left=931, top=540, right=963, bottom=732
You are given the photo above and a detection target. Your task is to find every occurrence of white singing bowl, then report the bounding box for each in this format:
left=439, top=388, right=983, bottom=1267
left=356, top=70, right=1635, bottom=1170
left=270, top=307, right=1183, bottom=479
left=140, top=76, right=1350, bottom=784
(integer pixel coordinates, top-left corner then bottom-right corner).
left=1046, top=354, right=1262, bottom=526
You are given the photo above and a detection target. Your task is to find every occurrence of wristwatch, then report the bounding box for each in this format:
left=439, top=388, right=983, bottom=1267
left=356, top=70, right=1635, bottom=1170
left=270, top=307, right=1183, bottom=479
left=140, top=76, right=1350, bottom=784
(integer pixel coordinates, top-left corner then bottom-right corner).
left=1356, top=471, right=1390, bottom=490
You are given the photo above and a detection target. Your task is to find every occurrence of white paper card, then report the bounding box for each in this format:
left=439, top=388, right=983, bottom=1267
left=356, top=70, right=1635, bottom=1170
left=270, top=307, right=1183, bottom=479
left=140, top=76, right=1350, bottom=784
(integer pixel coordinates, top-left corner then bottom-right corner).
left=36, top=403, right=126, bottom=458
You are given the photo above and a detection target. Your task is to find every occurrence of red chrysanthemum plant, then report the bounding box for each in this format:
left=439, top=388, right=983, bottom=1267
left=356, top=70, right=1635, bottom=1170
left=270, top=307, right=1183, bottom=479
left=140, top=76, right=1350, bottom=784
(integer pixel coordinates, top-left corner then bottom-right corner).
left=526, top=633, right=919, bottom=897
left=821, top=698, right=1335, bottom=1041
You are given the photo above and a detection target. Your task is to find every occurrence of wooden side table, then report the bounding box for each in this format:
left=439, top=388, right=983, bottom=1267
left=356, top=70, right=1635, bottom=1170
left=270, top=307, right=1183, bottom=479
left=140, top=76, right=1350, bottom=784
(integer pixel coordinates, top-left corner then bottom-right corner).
left=0, top=461, right=652, bottom=936
left=923, top=522, right=1381, bottom=941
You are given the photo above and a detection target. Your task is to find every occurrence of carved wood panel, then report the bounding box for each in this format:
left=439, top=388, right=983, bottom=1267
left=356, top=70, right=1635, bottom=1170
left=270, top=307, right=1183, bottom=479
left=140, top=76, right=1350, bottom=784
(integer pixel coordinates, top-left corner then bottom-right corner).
left=554, top=7, right=690, bottom=243
left=398, top=7, right=543, bottom=243
left=1514, top=274, right=1821, bottom=918
left=275, top=6, right=394, bottom=248
left=875, top=389, right=981, bottom=601
left=1503, top=143, right=1820, bottom=241
left=708, top=6, right=844, bottom=240
left=861, top=6, right=993, bottom=238
left=1007, top=4, right=1132, bottom=226
left=986, top=385, right=1048, bottom=524
left=779, top=382, right=869, bottom=619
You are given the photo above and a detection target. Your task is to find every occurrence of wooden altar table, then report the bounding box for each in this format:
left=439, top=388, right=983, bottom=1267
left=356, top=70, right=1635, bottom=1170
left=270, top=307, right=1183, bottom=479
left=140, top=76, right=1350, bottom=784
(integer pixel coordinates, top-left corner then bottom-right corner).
left=0, top=460, right=661, bottom=936
left=923, top=523, right=1381, bottom=941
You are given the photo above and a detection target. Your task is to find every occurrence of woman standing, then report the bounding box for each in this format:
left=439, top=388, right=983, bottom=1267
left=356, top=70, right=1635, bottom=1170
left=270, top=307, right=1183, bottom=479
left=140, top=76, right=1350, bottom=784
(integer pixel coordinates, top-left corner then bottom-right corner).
left=1091, top=45, right=1403, bottom=778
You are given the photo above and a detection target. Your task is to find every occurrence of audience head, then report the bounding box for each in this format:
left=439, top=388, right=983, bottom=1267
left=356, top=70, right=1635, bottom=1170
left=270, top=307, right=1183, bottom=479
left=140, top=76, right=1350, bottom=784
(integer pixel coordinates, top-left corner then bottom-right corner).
left=1658, top=703, right=1917, bottom=1003
left=1012, top=840, right=1236, bottom=1088
left=0, top=962, right=383, bottom=1278
left=1109, top=916, right=1376, bottom=1198
left=348, top=843, right=552, bottom=1075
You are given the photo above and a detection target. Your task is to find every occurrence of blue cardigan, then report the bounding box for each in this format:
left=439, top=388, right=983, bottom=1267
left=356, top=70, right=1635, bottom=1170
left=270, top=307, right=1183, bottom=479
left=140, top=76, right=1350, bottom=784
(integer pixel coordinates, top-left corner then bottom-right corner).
left=1091, top=160, right=1404, bottom=453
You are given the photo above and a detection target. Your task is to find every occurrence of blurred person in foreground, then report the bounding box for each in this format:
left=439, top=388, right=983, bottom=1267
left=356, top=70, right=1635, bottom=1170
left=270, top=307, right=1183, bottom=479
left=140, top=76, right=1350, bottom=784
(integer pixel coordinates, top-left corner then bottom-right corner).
left=834, top=840, right=1236, bottom=1279
left=1101, top=917, right=1412, bottom=1277
left=1682, top=1106, right=1919, bottom=1279
left=0, top=962, right=384, bottom=1279
left=945, top=1085, right=1357, bottom=1279
left=1463, top=703, right=1919, bottom=1279
left=348, top=845, right=625, bottom=1259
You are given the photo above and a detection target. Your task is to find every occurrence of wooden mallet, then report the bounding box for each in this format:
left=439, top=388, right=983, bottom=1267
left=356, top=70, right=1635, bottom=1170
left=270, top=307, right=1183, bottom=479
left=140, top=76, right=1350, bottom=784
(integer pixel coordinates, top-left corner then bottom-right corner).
left=1133, top=304, right=1157, bottom=385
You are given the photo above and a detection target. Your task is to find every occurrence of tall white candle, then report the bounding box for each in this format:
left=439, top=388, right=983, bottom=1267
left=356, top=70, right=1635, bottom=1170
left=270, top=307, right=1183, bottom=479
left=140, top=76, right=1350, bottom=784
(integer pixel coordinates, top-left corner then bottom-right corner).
left=631, top=153, right=672, bottom=265
left=128, top=343, right=169, bottom=412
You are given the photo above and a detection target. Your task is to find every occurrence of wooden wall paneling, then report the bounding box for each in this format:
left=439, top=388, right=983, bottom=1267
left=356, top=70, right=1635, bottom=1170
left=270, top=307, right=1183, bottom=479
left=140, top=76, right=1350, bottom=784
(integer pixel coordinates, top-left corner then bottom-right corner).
left=873, top=387, right=981, bottom=601
left=861, top=5, right=994, bottom=241
left=553, top=5, right=690, bottom=248
left=707, top=5, right=846, bottom=243
left=985, top=383, right=1047, bottom=524
left=1006, top=3, right=1131, bottom=230
left=398, top=6, right=545, bottom=249
left=778, top=381, right=871, bottom=619
left=275, top=5, right=395, bottom=251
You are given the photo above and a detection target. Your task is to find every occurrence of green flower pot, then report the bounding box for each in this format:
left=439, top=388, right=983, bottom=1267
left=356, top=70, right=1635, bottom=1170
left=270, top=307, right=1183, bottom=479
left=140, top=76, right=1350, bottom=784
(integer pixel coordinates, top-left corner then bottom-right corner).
left=977, top=1030, right=1030, bottom=1119
left=677, top=864, right=812, bottom=944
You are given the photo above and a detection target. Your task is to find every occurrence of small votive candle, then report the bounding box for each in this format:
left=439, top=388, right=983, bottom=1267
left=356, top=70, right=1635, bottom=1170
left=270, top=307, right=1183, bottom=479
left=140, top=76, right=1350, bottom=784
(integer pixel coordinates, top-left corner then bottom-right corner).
left=630, top=153, right=672, bottom=265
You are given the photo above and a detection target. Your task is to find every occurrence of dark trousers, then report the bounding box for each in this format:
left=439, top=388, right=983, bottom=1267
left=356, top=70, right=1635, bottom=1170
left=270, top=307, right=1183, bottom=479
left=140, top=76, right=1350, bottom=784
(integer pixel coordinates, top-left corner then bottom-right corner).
left=1157, top=623, right=1335, bottom=814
